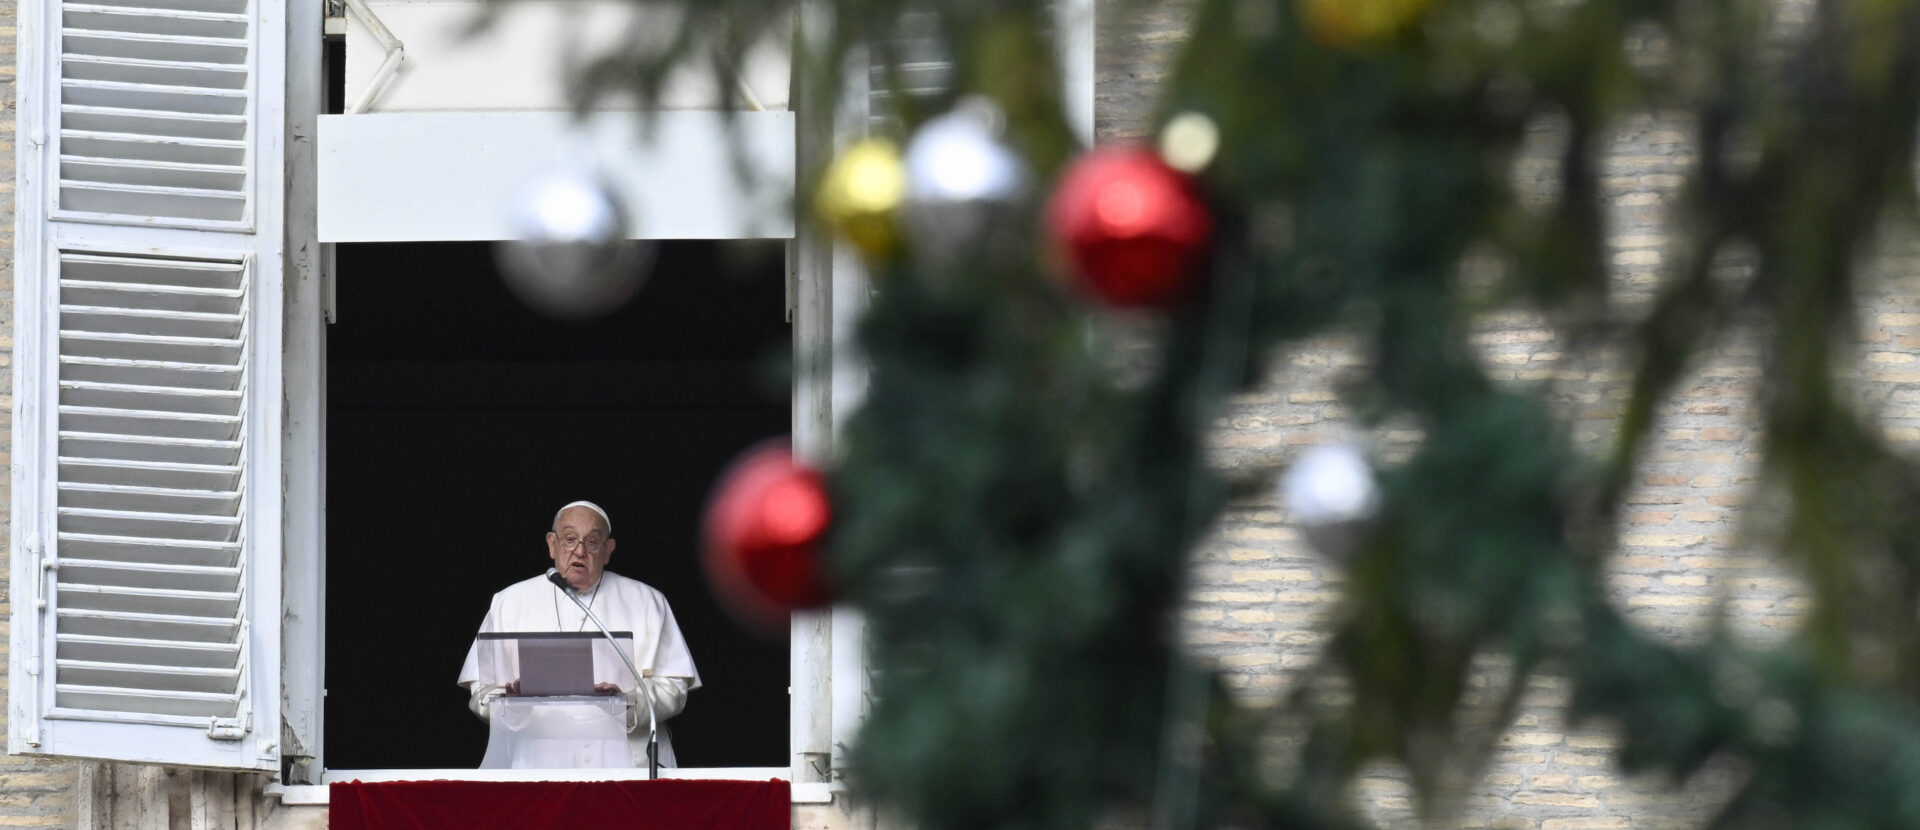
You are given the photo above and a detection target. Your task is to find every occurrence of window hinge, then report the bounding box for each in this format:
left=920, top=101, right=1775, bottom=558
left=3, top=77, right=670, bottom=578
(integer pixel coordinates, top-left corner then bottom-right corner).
left=34, top=537, right=52, bottom=612
left=208, top=717, right=250, bottom=741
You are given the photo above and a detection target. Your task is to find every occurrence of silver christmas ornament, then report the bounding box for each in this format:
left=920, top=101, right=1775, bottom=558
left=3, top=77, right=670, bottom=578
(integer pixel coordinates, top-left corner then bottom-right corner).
left=495, top=170, right=654, bottom=319
left=901, top=98, right=1029, bottom=268
left=1281, top=443, right=1381, bottom=560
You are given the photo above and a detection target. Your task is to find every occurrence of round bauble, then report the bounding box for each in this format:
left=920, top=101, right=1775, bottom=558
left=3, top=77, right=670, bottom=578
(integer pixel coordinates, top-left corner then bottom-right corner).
left=1158, top=112, right=1221, bottom=174
left=1281, top=443, right=1381, bottom=560
left=902, top=102, right=1028, bottom=268
left=1046, top=147, right=1213, bottom=309
left=816, top=138, right=907, bottom=261
left=496, top=170, right=653, bottom=319
left=702, top=442, right=834, bottom=629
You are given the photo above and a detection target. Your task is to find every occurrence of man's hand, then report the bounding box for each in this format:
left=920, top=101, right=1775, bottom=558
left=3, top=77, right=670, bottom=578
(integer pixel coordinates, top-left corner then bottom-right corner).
left=505, top=679, right=521, bottom=696
left=593, top=682, right=620, bottom=695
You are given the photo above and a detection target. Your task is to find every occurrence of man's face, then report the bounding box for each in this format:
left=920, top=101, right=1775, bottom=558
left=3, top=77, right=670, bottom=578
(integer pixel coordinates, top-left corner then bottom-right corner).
left=548, top=506, right=615, bottom=592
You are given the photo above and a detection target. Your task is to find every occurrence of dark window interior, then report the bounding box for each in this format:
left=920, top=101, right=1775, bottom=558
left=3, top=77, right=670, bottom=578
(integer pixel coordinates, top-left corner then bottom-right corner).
left=323, top=240, right=792, bottom=769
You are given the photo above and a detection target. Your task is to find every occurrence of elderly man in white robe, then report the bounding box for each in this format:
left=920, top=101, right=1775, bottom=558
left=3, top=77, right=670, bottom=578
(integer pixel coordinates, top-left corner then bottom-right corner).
left=458, top=500, right=702, bottom=767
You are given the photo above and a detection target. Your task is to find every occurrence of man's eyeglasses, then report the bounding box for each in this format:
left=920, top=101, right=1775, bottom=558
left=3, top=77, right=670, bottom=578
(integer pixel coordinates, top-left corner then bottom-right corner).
left=556, top=535, right=608, bottom=553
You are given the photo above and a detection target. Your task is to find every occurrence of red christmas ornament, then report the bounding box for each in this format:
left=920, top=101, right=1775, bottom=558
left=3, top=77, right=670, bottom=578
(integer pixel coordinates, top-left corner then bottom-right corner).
left=702, top=441, right=833, bottom=629
left=1047, top=146, right=1213, bottom=308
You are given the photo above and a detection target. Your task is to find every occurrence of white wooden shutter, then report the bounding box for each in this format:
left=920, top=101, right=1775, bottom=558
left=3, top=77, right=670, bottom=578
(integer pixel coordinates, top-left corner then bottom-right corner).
left=10, top=0, right=284, bottom=771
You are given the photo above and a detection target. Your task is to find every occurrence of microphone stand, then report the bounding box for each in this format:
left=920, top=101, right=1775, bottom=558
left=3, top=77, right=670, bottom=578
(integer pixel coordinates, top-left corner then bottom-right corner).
left=548, top=569, right=659, bottom=779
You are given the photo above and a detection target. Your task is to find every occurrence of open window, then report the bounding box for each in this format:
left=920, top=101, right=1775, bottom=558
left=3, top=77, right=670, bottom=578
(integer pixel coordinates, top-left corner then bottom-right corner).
left=319, top=239, right=792, bottom=771
left=305, top=0, right=797, bottom=778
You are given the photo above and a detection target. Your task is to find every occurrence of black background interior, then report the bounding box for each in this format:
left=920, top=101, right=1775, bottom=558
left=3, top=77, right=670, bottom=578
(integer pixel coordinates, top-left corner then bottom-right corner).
left=323, top=240, right=792, bottom=769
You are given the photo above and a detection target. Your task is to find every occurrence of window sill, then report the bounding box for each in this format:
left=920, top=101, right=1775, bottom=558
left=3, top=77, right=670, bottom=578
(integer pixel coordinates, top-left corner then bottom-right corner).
left=271, top=769, right=832, bottom=806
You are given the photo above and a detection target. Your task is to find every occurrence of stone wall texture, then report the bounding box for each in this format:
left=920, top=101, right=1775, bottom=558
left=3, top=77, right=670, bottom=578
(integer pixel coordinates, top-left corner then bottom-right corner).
left=1100, top=0, right=1917, bottom=828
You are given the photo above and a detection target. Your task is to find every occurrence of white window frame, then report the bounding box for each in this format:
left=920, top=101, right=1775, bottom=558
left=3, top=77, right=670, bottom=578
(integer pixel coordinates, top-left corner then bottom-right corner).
left=277, top=2, right=836, bottom=779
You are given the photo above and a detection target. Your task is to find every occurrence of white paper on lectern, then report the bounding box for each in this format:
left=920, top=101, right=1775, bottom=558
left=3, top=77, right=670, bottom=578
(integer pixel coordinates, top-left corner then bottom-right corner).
left=473, top=632, right=639, bottom=694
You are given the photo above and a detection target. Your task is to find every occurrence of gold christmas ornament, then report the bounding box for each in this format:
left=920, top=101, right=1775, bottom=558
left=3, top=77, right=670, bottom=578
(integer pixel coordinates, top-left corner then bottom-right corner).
left=1297, top=0, right=1430, bottom=48
left=815, top=138, right=907, bottom=260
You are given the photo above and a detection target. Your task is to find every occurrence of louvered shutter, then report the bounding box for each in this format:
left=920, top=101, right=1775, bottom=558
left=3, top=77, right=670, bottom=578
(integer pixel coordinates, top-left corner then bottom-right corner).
left=57, top=0, right=252, bottom=225
left=10, top=0, right=284, bottom=771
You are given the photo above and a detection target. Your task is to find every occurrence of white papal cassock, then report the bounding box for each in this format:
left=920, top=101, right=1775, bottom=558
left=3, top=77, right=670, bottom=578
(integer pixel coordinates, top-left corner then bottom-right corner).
left=458, top=571, right=702, bottom=766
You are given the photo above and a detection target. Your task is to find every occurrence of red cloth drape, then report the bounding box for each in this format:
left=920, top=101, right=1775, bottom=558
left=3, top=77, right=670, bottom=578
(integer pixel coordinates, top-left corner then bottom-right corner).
left=328, top=778, right=791, bottom=830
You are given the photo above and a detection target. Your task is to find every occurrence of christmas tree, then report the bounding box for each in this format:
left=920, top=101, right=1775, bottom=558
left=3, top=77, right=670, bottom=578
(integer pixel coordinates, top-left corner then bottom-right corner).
left=652, top=0, right=1920, bottom=826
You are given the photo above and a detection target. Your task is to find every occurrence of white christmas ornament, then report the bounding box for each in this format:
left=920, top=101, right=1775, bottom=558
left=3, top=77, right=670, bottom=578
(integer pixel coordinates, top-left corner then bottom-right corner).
left=495, top=170, right=654, bottom=319
left=905, top=105, right=1025, bottom=203
left=1281, top=443, right=1381, bottom=559
left=902, top=99, right=1028, bottom=267
left=1159, top=111, right=1221, bottom=173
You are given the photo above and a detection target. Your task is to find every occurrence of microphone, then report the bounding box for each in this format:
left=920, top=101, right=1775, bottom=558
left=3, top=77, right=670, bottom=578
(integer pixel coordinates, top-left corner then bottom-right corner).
left=546, top=566, right=660, bottom=778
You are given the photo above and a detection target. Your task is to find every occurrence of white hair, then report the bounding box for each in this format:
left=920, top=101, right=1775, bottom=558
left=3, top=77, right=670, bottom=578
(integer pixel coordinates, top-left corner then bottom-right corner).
left=552, top=500, right=612, bottom=536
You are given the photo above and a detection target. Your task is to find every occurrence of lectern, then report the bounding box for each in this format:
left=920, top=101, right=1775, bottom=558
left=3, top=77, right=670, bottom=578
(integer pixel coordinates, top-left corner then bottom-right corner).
left=471, top=632, right=638, bottom=769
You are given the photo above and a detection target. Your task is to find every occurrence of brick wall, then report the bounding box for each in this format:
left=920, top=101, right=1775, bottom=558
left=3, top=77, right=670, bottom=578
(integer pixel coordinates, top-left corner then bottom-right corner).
left=1100, top=0, right=1916, bottom=827
left=0, top=0, right=84, bottom=823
